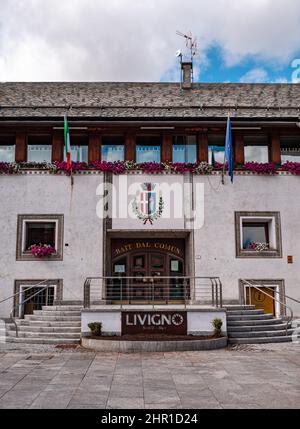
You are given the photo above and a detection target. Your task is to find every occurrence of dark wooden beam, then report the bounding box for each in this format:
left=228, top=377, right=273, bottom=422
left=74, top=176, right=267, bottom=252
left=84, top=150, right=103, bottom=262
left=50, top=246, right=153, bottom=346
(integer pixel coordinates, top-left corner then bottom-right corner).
left=198, top=134, right=208, bottom=163
left=15, top=132, right=27, bottom=162
left=234, top=133, right=244, bottom=165
left=52, top=132, right=64, bottom=162
left=270, top=132, right=281, bottom=164
left=89, top=133, right=101, bottom=162
left=161, top=133, right=172, bottom=163
left=125, top=133, right=136, bottom=161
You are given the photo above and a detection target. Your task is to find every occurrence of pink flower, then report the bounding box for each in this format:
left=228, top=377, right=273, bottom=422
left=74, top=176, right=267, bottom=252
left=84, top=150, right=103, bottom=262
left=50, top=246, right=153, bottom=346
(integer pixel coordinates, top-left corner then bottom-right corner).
left=29, top=244, right=56, bottom=258
left=243, top=162, right=277, bottom=174
left=281, top=162, right=300, bottom=175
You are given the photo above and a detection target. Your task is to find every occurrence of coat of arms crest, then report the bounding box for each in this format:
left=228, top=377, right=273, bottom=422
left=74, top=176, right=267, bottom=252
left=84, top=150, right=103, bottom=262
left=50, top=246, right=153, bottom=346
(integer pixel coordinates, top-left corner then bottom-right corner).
left=132, top=183, right=164, bottom=225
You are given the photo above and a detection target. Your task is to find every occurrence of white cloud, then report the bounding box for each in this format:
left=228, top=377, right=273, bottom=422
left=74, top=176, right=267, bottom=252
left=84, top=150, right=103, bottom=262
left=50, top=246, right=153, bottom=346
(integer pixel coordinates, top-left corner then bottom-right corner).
left=240, top=68, right=269, bottom=83
left=0, top=0, right=299, bottom=81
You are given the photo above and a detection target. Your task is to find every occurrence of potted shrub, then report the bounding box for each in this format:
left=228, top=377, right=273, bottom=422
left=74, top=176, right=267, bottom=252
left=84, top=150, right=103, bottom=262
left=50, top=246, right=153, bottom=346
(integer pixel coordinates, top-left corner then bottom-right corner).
left=88, top=322, right=102, bottom=337
left=212, top=318, right=223, bottom=337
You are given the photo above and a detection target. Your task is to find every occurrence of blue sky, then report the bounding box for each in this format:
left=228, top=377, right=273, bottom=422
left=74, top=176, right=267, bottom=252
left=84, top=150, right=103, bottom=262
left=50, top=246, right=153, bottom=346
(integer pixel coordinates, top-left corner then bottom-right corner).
left=162, top=45, right=300, bottom=84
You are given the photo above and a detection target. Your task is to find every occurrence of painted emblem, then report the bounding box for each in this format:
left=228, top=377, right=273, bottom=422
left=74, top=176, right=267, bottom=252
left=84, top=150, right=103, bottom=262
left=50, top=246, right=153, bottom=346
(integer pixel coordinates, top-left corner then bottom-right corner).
left=132, top=183, right=164, bottom=225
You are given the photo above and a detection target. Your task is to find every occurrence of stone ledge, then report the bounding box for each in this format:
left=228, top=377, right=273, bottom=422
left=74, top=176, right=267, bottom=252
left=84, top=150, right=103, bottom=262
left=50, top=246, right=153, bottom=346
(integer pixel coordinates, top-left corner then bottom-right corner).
left=81, top=336, right=228, bottom=353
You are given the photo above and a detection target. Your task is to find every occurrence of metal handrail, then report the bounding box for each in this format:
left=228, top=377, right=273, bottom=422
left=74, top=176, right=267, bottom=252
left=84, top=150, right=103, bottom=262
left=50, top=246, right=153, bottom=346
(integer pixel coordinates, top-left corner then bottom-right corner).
left=83, top=276, right=223, bottom=309
left=0, top=279, right=49, bottom=306
left=9, top=284, right=50, bottom=338
left=242, top=279, right=293, bottom=335
left=259, top=285, right=300, bottom=306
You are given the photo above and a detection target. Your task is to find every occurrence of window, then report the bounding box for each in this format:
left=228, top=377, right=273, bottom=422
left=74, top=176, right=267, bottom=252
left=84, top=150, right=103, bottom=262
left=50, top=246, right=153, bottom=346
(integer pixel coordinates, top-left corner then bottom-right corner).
left=0, top=136, right=15, bottom=162
left=136, top=136, right=161, bottom=163
left=208, top=135, right=225, bottom=164
left=16, top=214, right=64, bottom=261
left=244, top=136, right=269, bottom=163
left=67, top=135, right=88, bottom=163
left=242, top=222, right=269, bottom=250
left=101, top=136, right=124, bottom=162
left=280, top=136, right=300, bottom=163
left=14, top=279, right=63, bottom=317
left=25, top=222, right=56, bottom=249
left=27, top=135, right=52, bottom=163
left=172, top=135, right=197, bottom=163
left=235, top=212, right=282, bottom=258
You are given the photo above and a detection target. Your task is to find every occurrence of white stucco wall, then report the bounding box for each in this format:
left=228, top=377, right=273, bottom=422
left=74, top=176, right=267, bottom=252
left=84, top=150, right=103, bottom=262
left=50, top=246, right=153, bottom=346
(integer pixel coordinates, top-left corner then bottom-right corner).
left=0, top=173, right=104, bottom=317
left=82, top=310, right=121, bottom=335
left=193, top=174, right=300, bottom=316
left=0, top=172, right=299, bottom=318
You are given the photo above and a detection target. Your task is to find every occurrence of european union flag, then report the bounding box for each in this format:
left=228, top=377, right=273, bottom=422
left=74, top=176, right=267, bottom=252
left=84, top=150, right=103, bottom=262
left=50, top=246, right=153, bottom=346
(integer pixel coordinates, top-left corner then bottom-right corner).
left=225, top=115, right=234, bottom=183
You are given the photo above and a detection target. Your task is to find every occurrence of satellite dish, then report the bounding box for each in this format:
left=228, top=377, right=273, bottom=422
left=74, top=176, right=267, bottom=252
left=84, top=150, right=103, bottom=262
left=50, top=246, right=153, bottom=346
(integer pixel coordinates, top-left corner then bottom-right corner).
left=175, top=50, right=182, bottom=58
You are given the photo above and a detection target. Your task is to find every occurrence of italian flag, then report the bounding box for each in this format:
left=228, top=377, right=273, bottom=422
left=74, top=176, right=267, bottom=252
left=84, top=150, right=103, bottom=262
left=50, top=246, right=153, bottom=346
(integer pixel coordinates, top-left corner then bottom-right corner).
left=64, top=114, right=71, bottom=170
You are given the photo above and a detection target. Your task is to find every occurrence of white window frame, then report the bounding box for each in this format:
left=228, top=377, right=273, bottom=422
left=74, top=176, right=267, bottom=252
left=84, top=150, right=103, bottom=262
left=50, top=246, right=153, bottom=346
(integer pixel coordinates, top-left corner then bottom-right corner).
left=22, top=219, right=59, bottom=253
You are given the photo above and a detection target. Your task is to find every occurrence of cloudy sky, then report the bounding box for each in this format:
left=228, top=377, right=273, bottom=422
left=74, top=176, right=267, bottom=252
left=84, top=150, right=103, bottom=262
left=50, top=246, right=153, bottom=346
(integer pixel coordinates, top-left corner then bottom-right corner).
left=0, top=0, right=300, bottom=83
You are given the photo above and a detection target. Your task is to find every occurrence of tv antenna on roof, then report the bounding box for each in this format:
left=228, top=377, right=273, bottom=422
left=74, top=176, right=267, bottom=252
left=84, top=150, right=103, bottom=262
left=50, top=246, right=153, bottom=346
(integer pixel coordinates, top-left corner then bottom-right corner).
left=176, top=30, right=198, bottom=89
left=176, top=30, right=198, bottom=62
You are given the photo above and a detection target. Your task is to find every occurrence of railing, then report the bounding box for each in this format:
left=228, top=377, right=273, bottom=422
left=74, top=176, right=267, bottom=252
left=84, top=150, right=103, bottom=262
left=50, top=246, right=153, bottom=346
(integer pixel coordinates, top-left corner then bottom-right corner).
left=10, top=285, right=51, bottom=338
left=0, top=279, right=51, bottom=338
left=83, top=276, right=223, bottom=309
left=0, top=279, right=49, bottom=307
left=242, top=279, right=294, bottom=335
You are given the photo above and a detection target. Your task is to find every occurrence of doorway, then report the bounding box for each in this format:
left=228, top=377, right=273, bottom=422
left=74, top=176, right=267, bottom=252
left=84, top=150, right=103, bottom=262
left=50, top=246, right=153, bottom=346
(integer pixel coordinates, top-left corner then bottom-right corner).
left=246, top=287, right=275, bottom=315
left=109, top=239, right=187, bottom=303
left=22, top=286, right=55, bottom=315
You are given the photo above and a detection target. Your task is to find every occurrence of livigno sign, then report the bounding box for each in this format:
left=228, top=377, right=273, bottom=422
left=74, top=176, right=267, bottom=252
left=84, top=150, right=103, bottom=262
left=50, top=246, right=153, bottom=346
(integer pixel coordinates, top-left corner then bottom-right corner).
left=121, top=311, right=187, bottom=335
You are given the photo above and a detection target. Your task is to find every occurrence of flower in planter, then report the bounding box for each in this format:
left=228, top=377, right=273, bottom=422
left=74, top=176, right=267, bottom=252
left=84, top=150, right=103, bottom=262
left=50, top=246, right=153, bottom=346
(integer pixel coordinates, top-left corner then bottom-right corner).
left=0, top=162, right=19, bottom=174
left=29, top=244, right=56, bottom=257
left=248, top=242, right=269, bottom=252
left=243, top=162, right=277, bottom=174
left=138, top=162, right=164, bottom=173
left=194, top=162, right=213, bottom=175
left=281, top=161, right=300, bottom=175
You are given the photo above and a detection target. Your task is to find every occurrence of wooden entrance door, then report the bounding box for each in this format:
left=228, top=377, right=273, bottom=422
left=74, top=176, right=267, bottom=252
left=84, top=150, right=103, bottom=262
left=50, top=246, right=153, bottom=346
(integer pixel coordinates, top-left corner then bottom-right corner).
left=246, top=287, right=275, bottom=315
left=130, top=252, right=167, bottom=302
left=111, top=251, right=185, bottom=303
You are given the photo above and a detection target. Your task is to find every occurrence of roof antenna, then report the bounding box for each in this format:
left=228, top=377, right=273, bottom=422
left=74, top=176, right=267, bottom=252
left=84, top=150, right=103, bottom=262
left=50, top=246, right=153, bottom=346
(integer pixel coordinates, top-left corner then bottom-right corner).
left=176, top=31, right=198, bottom=89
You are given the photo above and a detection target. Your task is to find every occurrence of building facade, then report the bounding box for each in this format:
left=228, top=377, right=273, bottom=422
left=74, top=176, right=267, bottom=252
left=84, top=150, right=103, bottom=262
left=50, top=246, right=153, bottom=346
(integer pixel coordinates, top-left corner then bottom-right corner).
left=0, top=81, right=299, bottom=320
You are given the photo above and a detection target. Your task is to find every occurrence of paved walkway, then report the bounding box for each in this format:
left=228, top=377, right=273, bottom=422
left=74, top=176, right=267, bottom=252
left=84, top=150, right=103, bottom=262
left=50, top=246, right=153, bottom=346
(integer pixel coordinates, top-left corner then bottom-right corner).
left=0, top=343, right=299, bottom=409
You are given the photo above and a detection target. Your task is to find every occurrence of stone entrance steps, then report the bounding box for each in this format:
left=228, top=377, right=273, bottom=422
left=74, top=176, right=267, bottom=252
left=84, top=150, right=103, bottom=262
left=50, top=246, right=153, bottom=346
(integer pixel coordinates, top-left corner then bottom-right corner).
left=225, top=305, right=293, bottom=345
left=6, top=305, right=82, bottom=345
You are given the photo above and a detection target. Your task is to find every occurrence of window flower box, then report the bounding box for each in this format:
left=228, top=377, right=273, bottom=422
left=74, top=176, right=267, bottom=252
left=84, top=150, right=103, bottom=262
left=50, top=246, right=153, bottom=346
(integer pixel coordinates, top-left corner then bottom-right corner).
left=29, top=244, right=57, bottom=258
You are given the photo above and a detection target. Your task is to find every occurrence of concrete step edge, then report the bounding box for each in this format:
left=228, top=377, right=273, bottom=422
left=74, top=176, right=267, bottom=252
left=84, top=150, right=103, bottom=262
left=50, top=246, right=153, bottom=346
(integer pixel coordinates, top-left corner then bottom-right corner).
left=228, top=329, right=294, bottom=338
left=227, top=323, right=292, bottom=332
left=228, top=337, right=293, bottom=344
left=6, top=338, right=81, bottom=344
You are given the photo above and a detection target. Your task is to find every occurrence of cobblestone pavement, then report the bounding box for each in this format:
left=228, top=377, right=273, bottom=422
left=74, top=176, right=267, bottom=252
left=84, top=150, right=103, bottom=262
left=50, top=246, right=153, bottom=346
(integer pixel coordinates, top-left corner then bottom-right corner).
left=0, top=342, right=299, bottom=409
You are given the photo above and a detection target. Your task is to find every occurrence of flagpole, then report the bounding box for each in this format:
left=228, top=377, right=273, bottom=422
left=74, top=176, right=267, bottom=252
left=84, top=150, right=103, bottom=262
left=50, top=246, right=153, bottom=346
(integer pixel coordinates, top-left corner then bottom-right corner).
left=70, top=165, right=74, bottom=187
left=64, top=112, right=73, bottom=186
left=222, top=114, right=229, bottom=185
left=221, top=149, right=226, bottom=185
left=222, top=112, right=230, bottom=185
